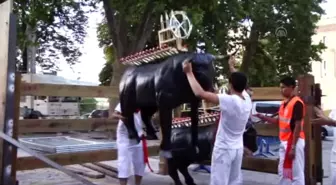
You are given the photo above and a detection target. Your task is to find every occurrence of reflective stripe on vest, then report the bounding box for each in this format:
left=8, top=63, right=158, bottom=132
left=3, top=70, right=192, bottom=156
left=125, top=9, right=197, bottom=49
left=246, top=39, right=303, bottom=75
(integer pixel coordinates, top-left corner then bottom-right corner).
left=278, top=96, right=305, bottom=141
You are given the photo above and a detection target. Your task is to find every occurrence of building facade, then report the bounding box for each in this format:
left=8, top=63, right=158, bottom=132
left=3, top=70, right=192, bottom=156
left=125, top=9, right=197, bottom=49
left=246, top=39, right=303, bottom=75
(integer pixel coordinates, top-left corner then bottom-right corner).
left=311, top=17, right=336, bottom=110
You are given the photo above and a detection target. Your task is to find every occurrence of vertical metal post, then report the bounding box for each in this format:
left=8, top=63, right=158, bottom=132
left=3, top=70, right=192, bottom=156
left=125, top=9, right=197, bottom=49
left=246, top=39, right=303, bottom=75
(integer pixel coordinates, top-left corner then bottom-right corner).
left=0, top=0, right=17, bottom=184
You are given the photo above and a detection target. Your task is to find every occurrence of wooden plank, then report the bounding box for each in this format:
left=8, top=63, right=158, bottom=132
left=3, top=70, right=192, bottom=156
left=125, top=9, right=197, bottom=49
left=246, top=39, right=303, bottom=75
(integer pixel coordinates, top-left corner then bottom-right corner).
left=18, top=119, right=118, bottom=134
left=0, top=1, right=15, bottom=184
left=11, top=74, right=21, bottom=182
left=254, top=123, right=279, bottom=137
left=66, top=165, right=105, bottom=179
left=20, top=82, right=119, bottom=98
left=201, top=157, right=278, bottom=174
left=297, top=75, right=316, bottom=185
left=251, top=87, right=283, bottom=100
left=81, top=163, right=117, bottom=178
left=16, top=144, right=160, bottom=171
left=242, top=157, right=278, bottom=174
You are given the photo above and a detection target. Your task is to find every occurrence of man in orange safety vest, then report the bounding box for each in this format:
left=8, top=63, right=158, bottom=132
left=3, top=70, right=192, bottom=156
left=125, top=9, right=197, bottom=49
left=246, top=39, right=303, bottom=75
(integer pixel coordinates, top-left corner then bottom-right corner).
left=254, top=76, right=305, bottom=185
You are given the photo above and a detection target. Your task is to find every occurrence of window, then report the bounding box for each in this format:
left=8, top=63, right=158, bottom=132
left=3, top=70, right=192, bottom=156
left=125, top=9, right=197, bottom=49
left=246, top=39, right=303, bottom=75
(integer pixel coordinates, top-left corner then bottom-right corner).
left=62, top=97, right=79, bottom=102
left=323, top=60, right=327, bottom=77
left=48, top=96, right=60, bottom=102
left=321, top=61, right=327, bottom=77
left=334, top=51, right=336, bottom=78
left=255, top=103, right=280, bottom=115
left=322, top=36, right=326, bottom=44
left=20, top=96, right=26, bottom=102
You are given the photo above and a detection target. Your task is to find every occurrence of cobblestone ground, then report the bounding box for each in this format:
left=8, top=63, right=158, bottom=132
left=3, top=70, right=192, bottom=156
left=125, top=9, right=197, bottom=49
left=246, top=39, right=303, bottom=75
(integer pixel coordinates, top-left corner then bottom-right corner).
left=17, top=138, right=334, bottom=185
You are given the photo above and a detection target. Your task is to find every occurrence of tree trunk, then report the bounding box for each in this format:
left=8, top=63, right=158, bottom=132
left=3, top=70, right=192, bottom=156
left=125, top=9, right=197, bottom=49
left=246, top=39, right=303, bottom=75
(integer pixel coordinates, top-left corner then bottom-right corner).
left=240, top=23, right=259, bottom=74
left=102, top=0, right=155, bottom=112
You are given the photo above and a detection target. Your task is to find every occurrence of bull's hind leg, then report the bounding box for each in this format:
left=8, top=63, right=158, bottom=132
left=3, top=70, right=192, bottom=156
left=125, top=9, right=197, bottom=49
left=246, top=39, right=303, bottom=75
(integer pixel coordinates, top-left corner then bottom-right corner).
left=178, top=162, right=197, bottom=185
left=190, top=101, right=200, bottom=154
left=140, top=107, right=158, bottom=140
left=168, top=159, right=183, bottom=185
left=120, top=83, right=140, bottom=143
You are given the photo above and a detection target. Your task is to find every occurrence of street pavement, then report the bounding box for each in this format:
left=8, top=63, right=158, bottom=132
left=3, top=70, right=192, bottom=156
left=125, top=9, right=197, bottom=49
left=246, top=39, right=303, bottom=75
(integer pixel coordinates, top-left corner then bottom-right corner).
left=17, top=137, right=334, bottom=185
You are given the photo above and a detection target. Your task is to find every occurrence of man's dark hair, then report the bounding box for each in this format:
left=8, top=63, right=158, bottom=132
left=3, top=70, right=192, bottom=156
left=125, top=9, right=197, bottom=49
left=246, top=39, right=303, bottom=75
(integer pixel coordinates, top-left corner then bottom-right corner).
left=280, top=76, right=296, bottom=88
left=229, top=72, right=247, bottom=93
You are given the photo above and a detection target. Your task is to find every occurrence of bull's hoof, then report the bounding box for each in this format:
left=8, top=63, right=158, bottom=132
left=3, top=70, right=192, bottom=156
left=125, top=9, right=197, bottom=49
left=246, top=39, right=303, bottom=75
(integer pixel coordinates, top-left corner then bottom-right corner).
left=195, top=146, right=199, bottom=154
left=159, top=150, right=172, bottom=159
left=146, top=134, right=158, bottom=140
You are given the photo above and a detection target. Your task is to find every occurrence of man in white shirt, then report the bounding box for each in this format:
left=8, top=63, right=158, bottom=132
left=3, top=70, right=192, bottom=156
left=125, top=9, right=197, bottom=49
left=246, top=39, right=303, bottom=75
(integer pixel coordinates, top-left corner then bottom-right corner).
left=113, top=103, right=145, bottom=185
left=312, top=108, right=336, bottom=185
left=182, top=56, right=252, bottom=185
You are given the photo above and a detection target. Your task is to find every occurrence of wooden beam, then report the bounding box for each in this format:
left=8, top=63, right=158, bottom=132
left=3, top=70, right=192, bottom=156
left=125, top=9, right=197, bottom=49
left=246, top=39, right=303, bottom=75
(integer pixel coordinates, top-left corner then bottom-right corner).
left=0, top=1, right=15, bottom=184
left=17, top=143, right=160, bottom=171
left=20, top=82, right=119, bottom=98
left=251, top=87, right=283, bottom=100
left=18, top=119, right=118, bottom=134
left=254, top=123, right=279, bottom=137
left=242, top=157, right=278, bottom=174
left=201, top=157, right=278, bottom=174
left=297, top=75, right=316, bottom=185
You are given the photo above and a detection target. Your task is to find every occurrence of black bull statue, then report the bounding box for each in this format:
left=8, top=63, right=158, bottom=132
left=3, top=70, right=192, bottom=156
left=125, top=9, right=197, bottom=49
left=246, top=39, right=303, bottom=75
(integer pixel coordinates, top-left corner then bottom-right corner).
left=168, top=120, right=258, bottom=185
left=119, top=52, right=216, bottom=157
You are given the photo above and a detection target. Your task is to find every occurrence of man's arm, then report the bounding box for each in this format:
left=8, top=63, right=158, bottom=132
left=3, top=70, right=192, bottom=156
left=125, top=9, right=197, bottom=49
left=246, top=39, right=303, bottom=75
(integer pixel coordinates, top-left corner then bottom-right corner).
left=185, top=72, right=219, bottom=104
left=255, top=114, right=279, bottom=124
left=291, top=101, right=304, bottom=151
left=312, top=107, right=336, bottom=126
left=228, top=56, right=238, bottom=73
left=111, top=111, right=125, bottom=121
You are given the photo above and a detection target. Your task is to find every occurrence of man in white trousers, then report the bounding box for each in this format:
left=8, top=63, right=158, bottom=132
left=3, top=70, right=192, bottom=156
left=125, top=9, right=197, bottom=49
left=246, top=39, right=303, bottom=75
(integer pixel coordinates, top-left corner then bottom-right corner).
left=113, top=103, right=145, bottom=185
left=312, top=108, right=336, bottom=185
left=254, top=76, right=305, bottom=185
left=182, top=55, right=252, bottom=185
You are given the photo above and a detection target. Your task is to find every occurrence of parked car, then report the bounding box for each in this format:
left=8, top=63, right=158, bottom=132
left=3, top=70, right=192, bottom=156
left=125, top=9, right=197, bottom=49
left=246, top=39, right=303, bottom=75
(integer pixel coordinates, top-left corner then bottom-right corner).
left=252, top=101, right=333, bottom=140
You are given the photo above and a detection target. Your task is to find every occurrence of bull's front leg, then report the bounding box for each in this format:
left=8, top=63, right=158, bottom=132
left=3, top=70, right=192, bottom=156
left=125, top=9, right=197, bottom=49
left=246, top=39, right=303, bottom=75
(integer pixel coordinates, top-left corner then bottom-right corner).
left=158, top=107, right=173, bottom=158
left=157, top=91, right=173, bottom=158
left=190, top=100, right=200, bottom=154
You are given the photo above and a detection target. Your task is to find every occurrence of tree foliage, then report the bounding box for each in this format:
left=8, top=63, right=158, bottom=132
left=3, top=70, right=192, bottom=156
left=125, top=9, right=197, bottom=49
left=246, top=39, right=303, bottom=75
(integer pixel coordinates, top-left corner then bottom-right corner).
left=13, top=0, right=96, bottom=72
left=98, top=0, right=326, bottom=90
left=80, top=98, right=97, bottom=114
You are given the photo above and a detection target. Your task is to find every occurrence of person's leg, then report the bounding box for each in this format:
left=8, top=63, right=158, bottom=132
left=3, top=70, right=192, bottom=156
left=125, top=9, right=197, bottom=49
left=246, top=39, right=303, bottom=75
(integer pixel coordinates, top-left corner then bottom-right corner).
left=210, top=147, right=232, bottom=185
left=277, top=142, right=290, bottom=185
left=228, top=148, right=244, bottom=185
left=292, top=139, right=305, bottom=185
left=131, top=145, right=145, bottom=185
left=117, top=144, right=131, bottom=185
left=331, top=162, right=336, bottom=185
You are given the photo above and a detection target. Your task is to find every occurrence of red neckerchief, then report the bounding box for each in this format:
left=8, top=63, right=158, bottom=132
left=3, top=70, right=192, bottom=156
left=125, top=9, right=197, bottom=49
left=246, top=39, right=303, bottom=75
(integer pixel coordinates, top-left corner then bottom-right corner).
left=134, top=109, right=153, bottom=172
left=283, top=133, right=294, bottom=180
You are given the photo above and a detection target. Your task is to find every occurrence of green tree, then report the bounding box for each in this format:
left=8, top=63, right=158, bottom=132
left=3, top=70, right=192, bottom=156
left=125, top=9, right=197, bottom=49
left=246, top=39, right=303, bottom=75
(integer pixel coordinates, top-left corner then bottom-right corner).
left=80, top=98, right=97, bottom=114
left=98, top=0, right=326, bottom=96
left=13, top=0, right=96, bottom=72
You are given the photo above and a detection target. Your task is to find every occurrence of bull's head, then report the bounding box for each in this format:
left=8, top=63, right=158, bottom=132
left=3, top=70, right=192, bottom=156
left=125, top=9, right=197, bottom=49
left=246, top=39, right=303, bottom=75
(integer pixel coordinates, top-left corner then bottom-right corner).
left=191, top=53, right=216, bottom=92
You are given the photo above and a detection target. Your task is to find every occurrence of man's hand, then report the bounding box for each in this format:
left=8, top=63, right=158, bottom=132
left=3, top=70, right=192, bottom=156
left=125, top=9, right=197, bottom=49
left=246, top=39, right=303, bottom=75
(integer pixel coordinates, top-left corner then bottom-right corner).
left=228, top=55, right=238, bottom=73
left=228, top=55, right=236, bottom=67
left=313, top=106, right=329, bottom=125
left=243, top=147, right=253, bottom=157
left=252, top=113, right=264, bottom=119
left=182, top=59, right=192, bottom=74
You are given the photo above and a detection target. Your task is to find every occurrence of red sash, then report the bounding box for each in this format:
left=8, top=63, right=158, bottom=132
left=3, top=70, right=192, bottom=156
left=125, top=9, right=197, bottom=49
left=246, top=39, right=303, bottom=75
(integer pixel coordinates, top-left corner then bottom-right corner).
left=141, top=135, right=154, bottom=172
left=283, top=134, right=294, bottom=180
